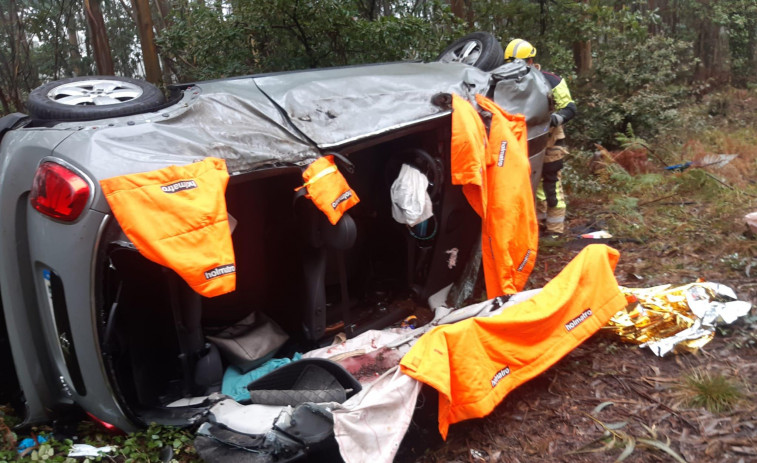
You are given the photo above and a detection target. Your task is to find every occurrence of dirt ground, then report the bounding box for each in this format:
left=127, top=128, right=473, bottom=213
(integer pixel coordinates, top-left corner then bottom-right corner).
left=395, top=200, right=757, bottom=463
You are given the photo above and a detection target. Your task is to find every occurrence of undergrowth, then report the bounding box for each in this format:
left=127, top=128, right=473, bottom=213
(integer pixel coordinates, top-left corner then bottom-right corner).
left=564, top=87, right=757, bottom=254
left=678, top=369, right=744, bottom=413
left=0, top=418, right=197, bottom=463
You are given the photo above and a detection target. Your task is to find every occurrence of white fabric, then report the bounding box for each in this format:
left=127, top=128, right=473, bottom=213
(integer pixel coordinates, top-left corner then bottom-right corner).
left=333, top=367, right=421, bottom=463
left=390, top=164, right=433, bottom=226
left=427, top=283, right=452, bottom=310
left=302, top=328, right=407, bottom=360
left=208, top=398, right=288, bottom=435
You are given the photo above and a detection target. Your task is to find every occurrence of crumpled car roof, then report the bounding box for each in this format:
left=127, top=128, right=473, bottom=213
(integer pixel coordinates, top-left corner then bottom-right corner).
left=253, top=61, right=492, bottom=149
left=53, top=61, right=547, bottom=178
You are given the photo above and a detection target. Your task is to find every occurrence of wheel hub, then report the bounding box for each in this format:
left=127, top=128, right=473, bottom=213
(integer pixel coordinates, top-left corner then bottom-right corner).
left=47, top=80, right=145, bottom=106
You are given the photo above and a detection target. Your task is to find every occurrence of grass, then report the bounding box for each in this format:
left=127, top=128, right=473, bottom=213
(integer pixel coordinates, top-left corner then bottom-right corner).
left=679, top=369, right=744, bottom=413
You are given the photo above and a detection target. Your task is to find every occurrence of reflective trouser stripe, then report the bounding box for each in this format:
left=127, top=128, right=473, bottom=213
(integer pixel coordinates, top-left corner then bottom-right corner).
left=536, top=180, right=565, bottom=233
left=536, top=180, right=565, bottom=209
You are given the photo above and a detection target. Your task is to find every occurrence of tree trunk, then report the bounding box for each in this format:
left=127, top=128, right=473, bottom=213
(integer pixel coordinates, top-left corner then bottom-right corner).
left=152, top=0, right=176, bottom=85
left=539, top=0, right=548, bottom=35
left=155, top=0, right=173, bottom=26
left=449, top=0, right=473, bottom=27
left=694, top=20, right=731, bottom=83
left=0, top=0, right=36, bottom=111
left=572, top=40, right=592, bottom=75
left=131, top=0, right=162, bottom=84
left=571, top=0, right=592, bottom=75
left=66, top=8, right=83, bottom=76
left=84, top=0, right=115, bottom=75
left=0, top=85, right=11, bottom=114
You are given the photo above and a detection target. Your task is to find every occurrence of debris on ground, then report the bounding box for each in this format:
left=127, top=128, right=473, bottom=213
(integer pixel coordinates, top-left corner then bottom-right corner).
left=579, top=230, right=613, bottom=239
left=604, top=281, right=752, bottom=356
left=745, top=211, right=757, bottom=235
left=67, top=443, right=116, bottom=458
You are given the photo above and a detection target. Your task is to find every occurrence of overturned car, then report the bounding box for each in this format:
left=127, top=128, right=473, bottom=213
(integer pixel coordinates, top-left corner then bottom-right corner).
left=0, top=33, right=552, bottom=444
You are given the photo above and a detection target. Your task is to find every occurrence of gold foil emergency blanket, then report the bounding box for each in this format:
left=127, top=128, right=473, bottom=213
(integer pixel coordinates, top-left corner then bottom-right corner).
left=603, top=282, right=752, bottom=356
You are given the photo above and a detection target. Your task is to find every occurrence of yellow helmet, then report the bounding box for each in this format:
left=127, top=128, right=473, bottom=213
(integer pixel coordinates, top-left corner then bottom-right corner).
left=504, top=39, right=536, bottom=61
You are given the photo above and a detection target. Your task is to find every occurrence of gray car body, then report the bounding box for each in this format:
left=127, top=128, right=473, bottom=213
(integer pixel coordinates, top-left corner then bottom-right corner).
left=0, top=60, right=551, bottom=431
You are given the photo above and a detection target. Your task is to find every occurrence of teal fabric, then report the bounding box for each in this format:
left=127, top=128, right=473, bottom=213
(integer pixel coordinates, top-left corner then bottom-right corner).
left=222, top=353, right=302, bottom=402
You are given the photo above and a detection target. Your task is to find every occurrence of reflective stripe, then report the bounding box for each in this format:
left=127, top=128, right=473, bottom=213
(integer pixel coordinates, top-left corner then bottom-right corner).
left=303, top=165, right=337, bottom=187
left=512, top=41, right=525, bottom=58
left=552, top=79, right=574, bottom=111
left=553, top=179, right=566, bottom=209
left=535, top=183, right=546, bottom=201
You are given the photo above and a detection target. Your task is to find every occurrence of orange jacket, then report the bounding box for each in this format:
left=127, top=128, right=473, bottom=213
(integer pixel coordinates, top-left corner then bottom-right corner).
left=400, top=244, right=627, bottom=439
left=450, top=94, right=489, bottom=219
left=475, top=95, right=538, bottom=296
left=449, top=94, right=537, bottom=297
left=298, top=154, right=360, bottom=225
left=100, top=157, right=236, bottom=297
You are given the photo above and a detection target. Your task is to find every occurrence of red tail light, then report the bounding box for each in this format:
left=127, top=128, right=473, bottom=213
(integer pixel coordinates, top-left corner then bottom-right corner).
left=85, top=411, right=125, bottom=435
left=30, top=162, right=90, bottom=222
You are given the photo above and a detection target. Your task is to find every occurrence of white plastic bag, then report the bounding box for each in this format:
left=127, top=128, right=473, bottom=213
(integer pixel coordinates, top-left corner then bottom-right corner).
left=390, top=164, right=433, bottom=226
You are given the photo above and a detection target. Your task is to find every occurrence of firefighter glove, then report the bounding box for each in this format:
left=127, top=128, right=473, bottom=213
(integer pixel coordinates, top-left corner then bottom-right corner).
left=550, top=113, right=564, bottom=127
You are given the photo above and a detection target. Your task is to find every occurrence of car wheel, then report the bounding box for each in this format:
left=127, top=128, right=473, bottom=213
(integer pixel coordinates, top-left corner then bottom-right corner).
left=436, top=32, right=505, bottom=71
left=26, top=76, right=166, bottom=122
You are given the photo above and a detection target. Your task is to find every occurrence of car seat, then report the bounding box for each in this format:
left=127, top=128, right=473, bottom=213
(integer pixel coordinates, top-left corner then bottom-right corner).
left=295, top=193, right=358, bottom=341
left=166, top=270, right=224, bottom=397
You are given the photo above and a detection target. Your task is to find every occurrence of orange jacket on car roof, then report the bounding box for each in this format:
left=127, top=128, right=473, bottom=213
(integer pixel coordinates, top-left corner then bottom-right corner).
left=297, top=154, right=360, bottom=226
left=400, top=244, right=627, bottom=439
left=475, top=94, right=538, bottom=296
left=449, top=94, right=537, bottom=298
left=100, top=157, right=236, bottom=298
left=449, top=93, right=489, bottom=219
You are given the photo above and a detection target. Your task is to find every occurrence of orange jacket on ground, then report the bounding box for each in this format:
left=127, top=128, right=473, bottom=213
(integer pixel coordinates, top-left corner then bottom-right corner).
left=100, top=157, right=236, bottom=298
left=298, top=154, right=360, bottom=225
left=475, top=95, right=538, bottom=296
left=400, top=244, right=627, bottom=439
left=450, top=94, right=489, bottom=219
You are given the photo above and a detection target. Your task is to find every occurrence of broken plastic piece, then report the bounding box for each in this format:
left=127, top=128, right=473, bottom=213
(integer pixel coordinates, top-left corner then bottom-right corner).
left=580, top=230, right=613, bottom=239
left=664, top=161, right=692, bottom=172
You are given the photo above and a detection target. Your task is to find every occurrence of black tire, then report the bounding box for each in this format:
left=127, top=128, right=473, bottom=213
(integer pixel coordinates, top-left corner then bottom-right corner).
left=436, top=32, right=505, bottom=71
left=26, top=75, right=166, bottom=122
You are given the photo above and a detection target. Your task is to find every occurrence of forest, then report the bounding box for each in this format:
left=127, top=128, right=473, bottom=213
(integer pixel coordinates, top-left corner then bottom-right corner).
left=1, top=0, right=756, bottom=149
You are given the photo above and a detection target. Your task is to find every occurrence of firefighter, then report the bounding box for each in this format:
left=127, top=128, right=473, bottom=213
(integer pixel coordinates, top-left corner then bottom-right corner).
left=504, top=39, right=577, bottom=236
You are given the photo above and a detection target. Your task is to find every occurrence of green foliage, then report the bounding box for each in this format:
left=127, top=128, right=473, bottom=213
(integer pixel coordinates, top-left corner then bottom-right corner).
left=156, top=5, right=254, bottom=81
left=562, top=149, right=606, bottom=195
left=157, top=0, right=462, bottom=81
left=672, top=168, right=727, bottom=200
left=572, top=32, right=694, bottom=148
left=114, top=423, right=196, bottom=462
